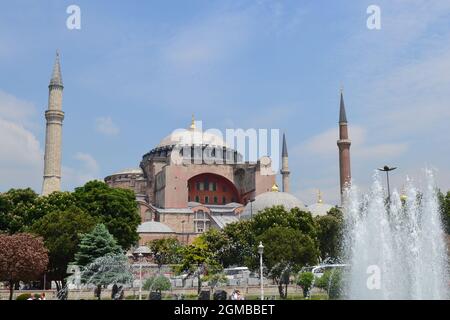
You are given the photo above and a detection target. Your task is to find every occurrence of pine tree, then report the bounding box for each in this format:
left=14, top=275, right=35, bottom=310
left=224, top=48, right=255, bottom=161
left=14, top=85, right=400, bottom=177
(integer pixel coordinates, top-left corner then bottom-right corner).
left=74, top=224, right=122, bottom=266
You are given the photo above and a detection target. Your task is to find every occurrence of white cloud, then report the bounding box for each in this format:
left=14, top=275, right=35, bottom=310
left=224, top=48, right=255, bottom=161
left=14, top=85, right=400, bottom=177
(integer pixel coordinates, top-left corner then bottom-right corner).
left=0, top=92, right=43, bottom=192
left=0, top=90, right=37, bottom=129
left=95, top=116, right=119, bottom=136
left=0, top=118, right=43, bottom=192
left=62, top=152, right=100, bottom=189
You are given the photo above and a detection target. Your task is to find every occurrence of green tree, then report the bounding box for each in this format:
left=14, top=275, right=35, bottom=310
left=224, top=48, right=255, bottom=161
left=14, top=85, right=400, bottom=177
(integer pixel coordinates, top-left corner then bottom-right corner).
left=0, top=188, right=40, bottom=234
left=221, top=220, right=255, bottom=267
left=147, top=238, right=183, bottom=272
left=251, top=206, right=317, bottom=238
left=315, top=212, right=343, bottom=261
left=143, top=275, right=172, bottom=293
left=80, top=253, right=133, bottom=300
left=177, top=237, right=222, bottom=295
left=199, top=228, right=233, bottom=266
left=73, top=181, right=141, bottom=249
left=258, top=226, right=319, bottom=299
left=30, top=206, right=97, bottom=291
left=438, top=190, right=450, bottom=234
left=74, top=223, right=122, bottom=267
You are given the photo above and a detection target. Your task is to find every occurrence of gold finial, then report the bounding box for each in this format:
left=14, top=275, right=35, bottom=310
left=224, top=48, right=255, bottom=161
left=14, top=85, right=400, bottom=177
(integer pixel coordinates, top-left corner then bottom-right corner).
left=400, top=185, right=407, bottom=201
left=318, top=189, right=323, bottom=204
left=190, top=114, right=196, bottom=130
left=271, top=183, right=279, bottom=192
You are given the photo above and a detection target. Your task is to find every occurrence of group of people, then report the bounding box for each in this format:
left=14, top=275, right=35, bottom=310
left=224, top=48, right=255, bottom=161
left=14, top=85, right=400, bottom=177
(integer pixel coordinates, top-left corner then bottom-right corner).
left=230, top=289, right=245, bottom=300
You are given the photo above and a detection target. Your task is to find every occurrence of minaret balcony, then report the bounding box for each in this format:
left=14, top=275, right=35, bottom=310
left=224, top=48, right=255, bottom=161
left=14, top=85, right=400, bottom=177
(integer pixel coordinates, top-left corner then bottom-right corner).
left=45, top=110, right=65, bottom=122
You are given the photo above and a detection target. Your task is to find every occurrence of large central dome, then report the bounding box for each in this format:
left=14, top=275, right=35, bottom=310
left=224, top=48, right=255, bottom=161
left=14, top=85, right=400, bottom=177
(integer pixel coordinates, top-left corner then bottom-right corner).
left=157, top=127, right=228, bottom=148
left=157, top=118, right=229, bottom=149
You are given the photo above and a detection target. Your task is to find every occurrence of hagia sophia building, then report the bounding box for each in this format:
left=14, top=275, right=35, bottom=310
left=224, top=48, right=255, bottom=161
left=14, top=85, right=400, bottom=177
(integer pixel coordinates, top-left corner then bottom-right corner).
left=41, top=53, right=351, bottom=246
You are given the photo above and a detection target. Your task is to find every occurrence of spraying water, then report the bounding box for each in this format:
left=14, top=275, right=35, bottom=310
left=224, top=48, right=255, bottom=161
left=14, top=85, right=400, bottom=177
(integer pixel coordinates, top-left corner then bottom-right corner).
left=343, top=169, right=449, bottom=299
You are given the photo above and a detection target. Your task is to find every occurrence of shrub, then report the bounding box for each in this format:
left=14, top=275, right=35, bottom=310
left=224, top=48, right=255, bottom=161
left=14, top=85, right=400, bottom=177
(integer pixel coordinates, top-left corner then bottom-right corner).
left=314, top=269, right=344, bottom=300
left=297, top=272, right=314, bottom=298
left=16, top=293, right=32, bottom=300
left=143, top=275, right=171, bottom=293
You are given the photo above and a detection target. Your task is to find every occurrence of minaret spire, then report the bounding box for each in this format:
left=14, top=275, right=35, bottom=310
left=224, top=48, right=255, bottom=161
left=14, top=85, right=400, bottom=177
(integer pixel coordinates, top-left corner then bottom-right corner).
left=50, top=50, right=63, bottom=87
left=337, top=89, right=351, bottom=204
left=281, top=133, right=290, bottom=193
left=42, top=52, right=65, bottom=195
left=339, top=89, right=347, bottom=123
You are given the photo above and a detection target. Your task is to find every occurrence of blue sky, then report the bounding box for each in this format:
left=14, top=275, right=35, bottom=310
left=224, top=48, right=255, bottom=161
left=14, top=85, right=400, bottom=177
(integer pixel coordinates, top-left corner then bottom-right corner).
left=1, top=0, right=449, bottom=205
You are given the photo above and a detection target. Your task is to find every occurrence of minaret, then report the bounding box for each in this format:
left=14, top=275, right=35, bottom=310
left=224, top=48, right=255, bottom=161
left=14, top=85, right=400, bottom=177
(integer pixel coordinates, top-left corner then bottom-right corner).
left=280, top=133, right=290, bottom=193
left=42, top=51, right=64, bottom=196
left=337, top=89, right=351, bottom=203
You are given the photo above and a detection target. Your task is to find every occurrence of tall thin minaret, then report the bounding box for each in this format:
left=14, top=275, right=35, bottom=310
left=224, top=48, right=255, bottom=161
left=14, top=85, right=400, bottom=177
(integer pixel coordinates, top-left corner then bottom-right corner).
left=337, top=89, right=351, bottom=203
left=42, top=51, right=64, bottom=196
left=281, top=133, right=290, bottom=193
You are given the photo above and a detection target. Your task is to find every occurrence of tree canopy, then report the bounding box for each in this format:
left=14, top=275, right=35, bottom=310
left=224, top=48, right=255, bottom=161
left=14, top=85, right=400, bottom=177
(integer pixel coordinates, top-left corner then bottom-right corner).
left=258, top=226, right=318, bottom=298
left=73, top=181, right=141, bottom=249
left=201, top=205, right=321, bottom=298
left=177, top=237, right=223, bottom=295
left=0, top=233, right=49, bottom=300
left=438, top=190, right=450, bottom=234
left=0, top=188, right=40, bottom=234
left=147, top=237, right=183, bottom=270
left=30, top=206, right=97, bottom=289
left=74, top=223, right=122, bottom=267
left=79, top=253, right=133, bottom=300
left=315, top=209, right=343, bottom=261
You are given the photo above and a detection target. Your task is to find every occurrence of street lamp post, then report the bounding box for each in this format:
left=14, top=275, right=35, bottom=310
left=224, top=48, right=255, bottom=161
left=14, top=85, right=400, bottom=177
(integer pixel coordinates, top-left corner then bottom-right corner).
left=138, top=252, right=143, bottom=301
left=378, top=165, right=397, bottom=203
left=258, top=242, right=264, bottom=300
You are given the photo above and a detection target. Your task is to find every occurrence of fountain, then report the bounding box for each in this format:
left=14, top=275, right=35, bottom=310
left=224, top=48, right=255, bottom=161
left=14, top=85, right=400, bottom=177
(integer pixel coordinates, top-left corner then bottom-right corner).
left=343, top=169, right=449, bottom=299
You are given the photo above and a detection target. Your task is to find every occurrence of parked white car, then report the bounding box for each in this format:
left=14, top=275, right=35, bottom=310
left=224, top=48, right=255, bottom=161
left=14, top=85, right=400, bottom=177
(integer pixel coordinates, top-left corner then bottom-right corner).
left=311, top=264, right=350, bottom=278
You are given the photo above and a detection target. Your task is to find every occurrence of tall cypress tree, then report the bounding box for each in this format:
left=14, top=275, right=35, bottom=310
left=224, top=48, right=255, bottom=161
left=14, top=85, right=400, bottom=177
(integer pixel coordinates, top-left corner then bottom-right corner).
left=74, top=224, right=122, bottom=267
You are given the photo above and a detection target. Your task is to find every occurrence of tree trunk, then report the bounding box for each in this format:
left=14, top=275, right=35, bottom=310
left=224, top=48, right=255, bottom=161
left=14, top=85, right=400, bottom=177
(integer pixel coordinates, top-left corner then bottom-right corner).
left=97, top=285, right=102, bottom=300
left=8, top=281, right=14, bottom=300
left=197, top=274, right=201, bottom=295
left=277, top=282, right=284, bottom=299
left=284, top=283, right=288, bottom=299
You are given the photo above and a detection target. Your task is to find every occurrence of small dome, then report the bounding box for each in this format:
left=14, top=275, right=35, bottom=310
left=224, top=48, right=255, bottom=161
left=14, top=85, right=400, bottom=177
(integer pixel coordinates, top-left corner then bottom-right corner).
left=241, top=191, right=307, bottom=219
left=133, top=245, right=151, bottom=255
left=137, top=221, right=174, bottom=234
left=111, top=168, right=143, bottom=176
left=307, top=202, right=334, bottom=216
